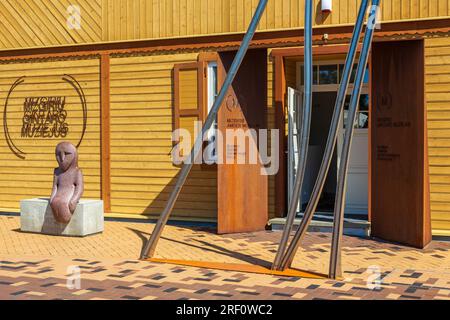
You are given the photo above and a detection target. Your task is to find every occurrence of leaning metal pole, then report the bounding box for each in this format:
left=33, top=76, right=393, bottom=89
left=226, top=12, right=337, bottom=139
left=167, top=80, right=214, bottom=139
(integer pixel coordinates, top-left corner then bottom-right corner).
left=329, top=0, right=380, bottom=279
left=272, top=0, right=314, bottom=271
left=140, top=0, right=269, bottom=260
left=277, top=0, right=370, bottom=271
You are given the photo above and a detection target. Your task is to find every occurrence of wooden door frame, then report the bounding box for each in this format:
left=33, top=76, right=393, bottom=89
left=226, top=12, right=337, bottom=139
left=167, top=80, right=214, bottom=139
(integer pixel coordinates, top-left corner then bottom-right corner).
left=271, top=44, right=360, bottom=218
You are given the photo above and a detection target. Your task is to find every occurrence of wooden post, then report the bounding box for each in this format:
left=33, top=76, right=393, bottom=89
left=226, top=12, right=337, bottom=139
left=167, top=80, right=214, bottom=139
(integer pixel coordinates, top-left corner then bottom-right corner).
left=274, top=55, right=287, bottom=218
left=100, top=53, right=111, bottom=212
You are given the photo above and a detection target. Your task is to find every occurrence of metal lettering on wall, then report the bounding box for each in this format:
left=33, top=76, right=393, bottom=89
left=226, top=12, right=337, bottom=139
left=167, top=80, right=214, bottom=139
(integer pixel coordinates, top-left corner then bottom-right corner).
left=21, top=97, right=69, bottom=138
left=375, top=93, right=412, bottom=162
left=3, top=75, right=87, bottom=159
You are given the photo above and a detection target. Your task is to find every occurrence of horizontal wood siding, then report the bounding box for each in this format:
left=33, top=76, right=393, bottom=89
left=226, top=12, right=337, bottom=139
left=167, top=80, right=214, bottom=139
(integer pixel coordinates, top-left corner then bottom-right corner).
left=0, top=1, right=449, bottom=50
left=425, top=36, right=450, bottom=234
left=109, top=52, right=217, bottom=218
left=0, top=56, right=101, bottom=209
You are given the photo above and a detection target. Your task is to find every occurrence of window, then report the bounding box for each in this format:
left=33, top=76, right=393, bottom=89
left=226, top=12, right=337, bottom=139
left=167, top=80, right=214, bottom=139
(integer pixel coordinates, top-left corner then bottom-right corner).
left=173, top=57, right=219, bottom=165
left=173, top=61, right=206, bottom=160
left=298, top=59, right=370, bottom=130
left=204, top=62, right=218, bottom=164
left=339, top=64, right=369, bottom=84
left=301, top=63, right=369, bottom=86
left=319, top=64, right=338, bottom=84
left=343, top=94, right=370, bottom=129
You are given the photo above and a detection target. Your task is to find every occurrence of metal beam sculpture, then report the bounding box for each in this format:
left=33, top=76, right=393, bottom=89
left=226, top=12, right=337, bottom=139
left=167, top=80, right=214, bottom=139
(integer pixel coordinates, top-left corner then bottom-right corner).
left=275, top=0, right=380, bottom=276
left=140, top=0, right=382, bottom=280
left=140, top=0, right=269, bottom=260
left=329, top=0, right=380, bottom=279
left=272, top=0, right=313, bottom=271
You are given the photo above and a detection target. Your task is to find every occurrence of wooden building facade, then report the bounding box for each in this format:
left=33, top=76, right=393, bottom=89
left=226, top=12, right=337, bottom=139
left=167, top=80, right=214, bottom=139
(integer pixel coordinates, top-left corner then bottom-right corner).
left=0, top=0, right=449, bottom=242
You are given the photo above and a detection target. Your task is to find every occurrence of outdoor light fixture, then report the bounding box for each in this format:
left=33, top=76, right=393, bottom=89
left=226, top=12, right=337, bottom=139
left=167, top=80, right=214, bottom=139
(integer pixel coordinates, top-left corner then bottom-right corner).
left=322, top=0, right=332, bottom=13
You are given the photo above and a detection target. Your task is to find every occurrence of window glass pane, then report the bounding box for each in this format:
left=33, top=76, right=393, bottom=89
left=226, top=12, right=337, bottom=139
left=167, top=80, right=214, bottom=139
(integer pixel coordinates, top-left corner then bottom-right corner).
left=339, top=64, right=359, bottom=84
left=300, top=65, right=318, bottom=85
left=348, top=64, right=370, bottom=84
left=363, top=66, right=370, bottom=84
left=343, top=95, right=370, bottom=129
left=358, top=112, right=369, bottom=129
left=318, top=64, right=338, bottom=84
left=313, top=65, right=318, bottom=85
left=339, top=64, right=344, bottom=82
left=344, top=95, right=350, bottom=110
left=206, top=63, right=218, bottom=163
left=300, top=65, right=304, bottom=85
left=359, top=94, right=369, bottom=112
left=350, top=64, right=357, bottom=83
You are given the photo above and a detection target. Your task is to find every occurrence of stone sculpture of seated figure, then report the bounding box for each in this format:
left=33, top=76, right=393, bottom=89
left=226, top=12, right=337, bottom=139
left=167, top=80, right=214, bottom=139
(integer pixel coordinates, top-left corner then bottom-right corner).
left=50, top=142, right=84, bottom=223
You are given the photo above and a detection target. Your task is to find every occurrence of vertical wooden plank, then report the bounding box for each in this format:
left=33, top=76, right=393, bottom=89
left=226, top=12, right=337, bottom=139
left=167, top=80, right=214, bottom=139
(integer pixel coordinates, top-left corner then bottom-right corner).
left=160, top=0, right=167, bottom=37
left=273, top=0, right=282, bottom=29
left=187, top=0, right=194, bottom=35
left=259, top=0, right=266, bottom=30
left=152, top=0, right=160, bottom=38
left=100, top=53, right=111, bottom=213
left=108, top=0, right=114, bottom=40
left=298, top=0, right=304, bottom=28
left=236, top=0, right=244, bottom=31
left=230, top=0, right=237, bottom=32
left=429, top=0, right=438, bottom=17
left=339, top=0, right=348, bottom=25
left=419, top=0, right=428, bottom=18
left=401, top=0, right=411, bottom=19
left=101, top=0, right=109, bottom=42
left=125, top=0, right=131, bottom=39
left=332, top=0, right=341, bottom=25
left=173, top=0, right=180, bottom=37
left=120, top=0, right=126, bottom=40
left=348, top=0, right=357, bottom=25
left=282, top=0, right=290, bottom=28
left=166, top=0, right=173, bottom=37
left=290, top=0, right=298, bottom=29
left=223, top=0, right=230, bottom=33
left=200, top=0, right=207, bottom=34
left=439, top=0, right=449, bottom=15
left=193, top=0, right=201, bottom=35
left=410, top=0, right=419, bottom=18
left=207, top=0, right=214, bottom=34
left=180, top=0, right=187, bottom=36
left=392, top=0, right=402, bottom=20
left=214, top=0, right=222, bottom=33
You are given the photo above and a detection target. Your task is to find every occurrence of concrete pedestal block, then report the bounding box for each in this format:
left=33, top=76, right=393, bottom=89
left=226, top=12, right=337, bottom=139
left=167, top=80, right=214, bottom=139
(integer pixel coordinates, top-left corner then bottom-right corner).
left=20, top=198, right=104, bottom=237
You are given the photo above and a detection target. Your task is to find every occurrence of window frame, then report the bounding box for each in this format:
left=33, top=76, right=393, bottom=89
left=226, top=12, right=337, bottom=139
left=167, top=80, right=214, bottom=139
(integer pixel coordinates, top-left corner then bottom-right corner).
left=173, top=61, right=206, bottom=143
left=172, top=53, right=220, bottom=168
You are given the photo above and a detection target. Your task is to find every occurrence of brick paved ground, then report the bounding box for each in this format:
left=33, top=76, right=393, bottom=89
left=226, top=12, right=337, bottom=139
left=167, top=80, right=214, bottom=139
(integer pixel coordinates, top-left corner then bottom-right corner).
left=0, top=215, right=449, bottom=300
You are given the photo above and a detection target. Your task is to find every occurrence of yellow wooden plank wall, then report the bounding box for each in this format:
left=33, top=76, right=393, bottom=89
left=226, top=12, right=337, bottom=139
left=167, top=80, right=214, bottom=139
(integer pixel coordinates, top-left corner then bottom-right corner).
left=102, top=0, right=450, bottom=42
left=109, top=52, right=218, bottom=218
left=425, top=36, right=450, bottom=234
left=0, top=0, right=102, bottom=49
left=0, top=1, right=449, bottom=50
left=0, top=56, right=101, bottom=210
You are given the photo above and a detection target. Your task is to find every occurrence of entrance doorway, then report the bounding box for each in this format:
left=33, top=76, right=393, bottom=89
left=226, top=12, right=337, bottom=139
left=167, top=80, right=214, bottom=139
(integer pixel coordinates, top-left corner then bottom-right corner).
left=288, top=58, right=370, bottom=218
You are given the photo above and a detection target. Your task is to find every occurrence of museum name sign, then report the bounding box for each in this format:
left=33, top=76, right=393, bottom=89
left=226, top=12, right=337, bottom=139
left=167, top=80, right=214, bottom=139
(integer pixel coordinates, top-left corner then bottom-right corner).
left=21, top=96, right=69, bottom=138
left=3, top=75, right=87, bottom=159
